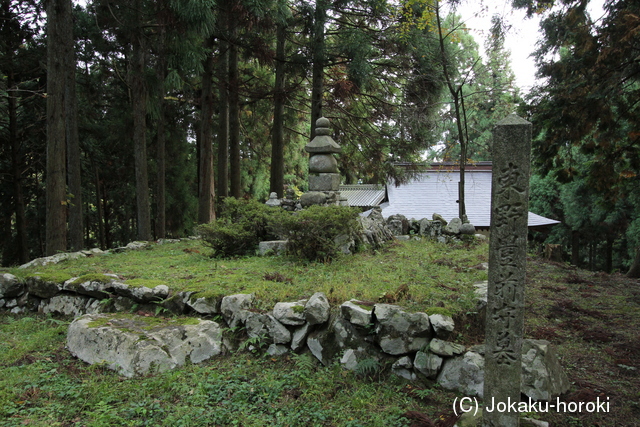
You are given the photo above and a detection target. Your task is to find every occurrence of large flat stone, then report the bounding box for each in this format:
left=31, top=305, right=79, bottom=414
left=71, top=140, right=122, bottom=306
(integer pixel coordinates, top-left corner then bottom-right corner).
left=67, top=313, right=222, bottom=377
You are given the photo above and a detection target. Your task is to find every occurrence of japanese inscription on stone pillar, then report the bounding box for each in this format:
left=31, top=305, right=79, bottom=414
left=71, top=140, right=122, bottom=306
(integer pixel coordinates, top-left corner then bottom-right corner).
left=483, top=114, right=532, bottom=427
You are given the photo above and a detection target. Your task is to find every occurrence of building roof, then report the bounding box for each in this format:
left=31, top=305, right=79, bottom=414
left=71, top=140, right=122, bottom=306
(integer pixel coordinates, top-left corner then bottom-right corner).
left=371, top=169, right=559, bottom=228
left=339, top=184, right=386, bottom=208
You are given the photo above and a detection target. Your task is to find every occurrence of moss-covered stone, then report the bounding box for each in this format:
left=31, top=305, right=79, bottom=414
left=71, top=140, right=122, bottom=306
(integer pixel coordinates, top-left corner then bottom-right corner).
left=189, top=289, right=225, bottom=302
left=87, top=312, right=201, bottom=332
left=25, top=272, right=71, bottom=285
left=70, top=274, right=114, bottom=286
left=425, top=307, right=453, bottom=317
left=125, top=278, right=166, bottom=288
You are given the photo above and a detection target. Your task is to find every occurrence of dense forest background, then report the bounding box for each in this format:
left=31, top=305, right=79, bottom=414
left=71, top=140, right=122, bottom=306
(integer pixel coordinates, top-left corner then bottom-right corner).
left=0, top=0, right=638, bottom=276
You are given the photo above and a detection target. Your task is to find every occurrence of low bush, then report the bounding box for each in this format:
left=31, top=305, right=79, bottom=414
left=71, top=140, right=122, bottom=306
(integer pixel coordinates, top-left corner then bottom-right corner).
left=196, top=198, right=284, bottom=257
left=197, top=199, right=361, bottom=261
left=277, top=205, right=361, bottom=262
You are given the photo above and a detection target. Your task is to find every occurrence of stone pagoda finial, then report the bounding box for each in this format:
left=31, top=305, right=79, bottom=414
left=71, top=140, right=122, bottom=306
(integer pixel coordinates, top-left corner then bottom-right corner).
left=305, top=117, right=342, bottom=154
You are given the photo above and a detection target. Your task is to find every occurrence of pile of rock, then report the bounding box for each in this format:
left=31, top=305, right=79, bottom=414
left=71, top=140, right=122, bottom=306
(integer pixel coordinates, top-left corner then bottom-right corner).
left=63, top=289, right=569, bottom=402
left=0, top=272, right=169, bottom=316
left=385, top=213, right=480, bottom=243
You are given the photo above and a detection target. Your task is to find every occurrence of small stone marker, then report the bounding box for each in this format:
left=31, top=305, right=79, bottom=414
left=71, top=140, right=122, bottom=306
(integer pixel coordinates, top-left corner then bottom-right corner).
left=483, top=114, right=532, bottom=427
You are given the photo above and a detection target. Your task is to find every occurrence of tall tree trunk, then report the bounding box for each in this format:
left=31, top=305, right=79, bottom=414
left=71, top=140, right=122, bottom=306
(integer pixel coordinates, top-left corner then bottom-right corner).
left=198, top=35, right=216, bottom=223
left=217, top=5, right=229, bottom=202
left=8, top=63, right=29, bottom=263
left=270, top=22, right=287, bottom=198
left=228, top=5, right=241, bottom=198
left=310, top=0, right=327, bottom=139
left=155, top=5, right=167, bottom=238
left=94, top=165, right=105, bottom=249
left=436, top=4, right=466, bottom=221
left=458, top=90, right=470, bottom=220
left=627, top=247, right=640, bottom=278
left=46, top=0, right=70, bottom=255
left=131, top=1, right=152, bottom=240
left=571, top=230, right=580, bottom=266
left=103, top=186, right=111, bottom=249
left=66, top=23, right=83, bottom=252
left=604, top=235, right=614, bottom=273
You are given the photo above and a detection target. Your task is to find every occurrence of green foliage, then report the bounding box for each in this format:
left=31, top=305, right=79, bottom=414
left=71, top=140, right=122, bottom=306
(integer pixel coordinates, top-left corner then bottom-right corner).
left=277, top=205, right=360, bottom=262
left=196, top=198, right=285, bottom=258
left=424, top=307, right=452, bottom=317
left=69, top=274, right=114, bottom=285
left=519, top=0, right=640, bottom=274
left=354, top=357, right=383, bottom=378
left=428, top=13, right=520, bottom=162
left=10, top=238, right=489, bottom=314
left=197, top=220, right=260, bottom=258
left=1, top=311, right=449, bottom=426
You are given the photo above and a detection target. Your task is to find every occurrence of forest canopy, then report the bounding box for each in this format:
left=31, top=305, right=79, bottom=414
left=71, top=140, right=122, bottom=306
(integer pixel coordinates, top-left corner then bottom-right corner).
left=0, top=0, right=638, bottom=276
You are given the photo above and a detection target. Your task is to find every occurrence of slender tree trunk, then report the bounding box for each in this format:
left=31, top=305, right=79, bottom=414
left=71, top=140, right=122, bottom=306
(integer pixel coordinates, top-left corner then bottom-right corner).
left=66, top=26, right=83, bottom=252
left=627, top=247, right=640, bottom=278
left=103, top=186, right=111, bottom=249
left=0, top=214, right=10, bottom=265
left=155, top=8, right=167, bottom=238
left=228, top=5, right=241, bottom=198
left=270, top=22, right=287, bottom=198
left=198, top=35, right=216, bottom=223
left=131, top=1, right=152, bottom=240
left=217, top=7, right=229, bottom=202
left=310, top=0, right=327, bottom=139
left=571, top=230, right=580, bottom=266
left=8, top=65, right=29, bottom=263
left=604, top=235, right=614, bottom=273
left=436, top=3, right=466, bottom=221
left=46, top=0, right=70, bottom=255
left=459, top=90, right=470, bottom=220
left=94, top=165, right=105, bottom=249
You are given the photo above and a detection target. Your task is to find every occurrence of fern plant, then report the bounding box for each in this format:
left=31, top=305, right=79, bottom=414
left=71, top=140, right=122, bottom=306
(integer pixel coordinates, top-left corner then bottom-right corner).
left=290, top=353, right=315, bottom=386
left=354, top=357, right=382, bottom=379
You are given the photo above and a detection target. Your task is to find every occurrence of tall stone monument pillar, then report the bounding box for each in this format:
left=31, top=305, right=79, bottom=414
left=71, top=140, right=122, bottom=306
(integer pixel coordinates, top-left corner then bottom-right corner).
left=483, top=114, right=532, bottom=427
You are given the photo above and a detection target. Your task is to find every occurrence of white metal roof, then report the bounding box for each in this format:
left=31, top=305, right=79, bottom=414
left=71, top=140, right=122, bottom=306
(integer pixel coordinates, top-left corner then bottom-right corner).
left=379, top=170, right=560, bottom=228
left=339, top=184, right=386, bottom=207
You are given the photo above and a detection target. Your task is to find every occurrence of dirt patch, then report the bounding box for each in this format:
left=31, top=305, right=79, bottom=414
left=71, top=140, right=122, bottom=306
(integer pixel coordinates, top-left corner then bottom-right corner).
left=262, top=272, right=293, bottom=284
left=582, top=327, right=618, bottom=343
left=563, top=272, right=591, bottom=284
left=530, top=326, right=561, bottom=341
left=548, top=298, right=608, bottom=320
left=524, top=258, right=640, bottom=426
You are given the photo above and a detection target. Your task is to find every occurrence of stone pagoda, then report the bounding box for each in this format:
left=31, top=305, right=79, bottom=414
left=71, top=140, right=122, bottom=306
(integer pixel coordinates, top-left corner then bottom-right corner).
left=300, top=117, right=346, bottom=207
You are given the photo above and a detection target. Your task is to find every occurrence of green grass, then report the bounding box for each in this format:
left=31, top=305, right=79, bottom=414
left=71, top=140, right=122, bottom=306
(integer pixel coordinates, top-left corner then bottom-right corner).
left=2, top=240, right=640, bottom=426
left=9, top=239, right=489, bottom=314
left=0, top=313, right=458, bottom=427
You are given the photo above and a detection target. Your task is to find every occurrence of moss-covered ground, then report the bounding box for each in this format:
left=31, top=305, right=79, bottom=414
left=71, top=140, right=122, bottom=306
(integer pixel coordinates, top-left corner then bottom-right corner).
left=9, top=238, right=489, bottom=314
left=1, top=239, right=638, bottom=426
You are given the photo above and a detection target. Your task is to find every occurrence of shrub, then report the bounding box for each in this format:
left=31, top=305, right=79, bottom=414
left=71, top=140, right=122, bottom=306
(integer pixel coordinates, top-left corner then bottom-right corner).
left=277, top=205, right=360, bottom=262
left=196, top=198, right=284, bottom=257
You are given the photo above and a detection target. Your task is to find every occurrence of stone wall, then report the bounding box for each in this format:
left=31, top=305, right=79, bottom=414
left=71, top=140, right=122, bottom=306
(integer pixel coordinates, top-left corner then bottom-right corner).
left=1, top=270, right=569, bottom=400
